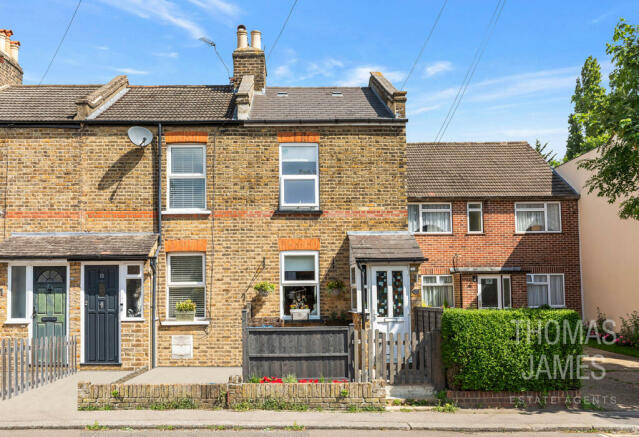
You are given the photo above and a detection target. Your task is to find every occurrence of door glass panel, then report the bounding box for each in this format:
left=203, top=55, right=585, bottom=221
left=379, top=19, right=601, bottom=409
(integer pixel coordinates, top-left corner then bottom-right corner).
left=480, top=278, right=499, bottom=308
left=10, top=266, right=26, bottom=319
left=391, top=271, right=404, bottom=317
left=376, top=271, right=389, bottom=317
left=502, top=277, right=511, bottom=308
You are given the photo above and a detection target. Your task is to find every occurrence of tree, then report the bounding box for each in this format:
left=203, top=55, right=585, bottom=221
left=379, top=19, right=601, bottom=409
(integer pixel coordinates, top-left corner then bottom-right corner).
left=578, top=19, right=639, bottom=220
left=564, top=56, right=606, bottom=161
left=534, top=139, right=560, bottom=167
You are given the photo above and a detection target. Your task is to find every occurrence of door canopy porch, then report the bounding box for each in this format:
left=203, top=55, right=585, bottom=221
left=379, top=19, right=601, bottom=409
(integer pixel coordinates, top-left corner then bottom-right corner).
left=0, top=232, right=158, bottom=260
left=347, top=231, right=427, bottom=264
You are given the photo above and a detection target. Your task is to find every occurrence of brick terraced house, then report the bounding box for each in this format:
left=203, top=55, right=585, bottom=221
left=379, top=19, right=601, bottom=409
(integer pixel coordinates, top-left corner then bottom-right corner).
left=0, top=25, right=581, bottom=370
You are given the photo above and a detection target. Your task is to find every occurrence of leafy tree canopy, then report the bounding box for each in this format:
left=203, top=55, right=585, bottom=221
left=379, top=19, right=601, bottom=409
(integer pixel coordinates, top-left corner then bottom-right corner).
left=534, top=139, right=560, bottom=167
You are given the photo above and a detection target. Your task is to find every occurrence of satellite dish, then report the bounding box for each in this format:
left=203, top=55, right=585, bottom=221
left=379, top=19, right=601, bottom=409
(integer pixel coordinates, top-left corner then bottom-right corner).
left=127, top=126, right=154, bottom=147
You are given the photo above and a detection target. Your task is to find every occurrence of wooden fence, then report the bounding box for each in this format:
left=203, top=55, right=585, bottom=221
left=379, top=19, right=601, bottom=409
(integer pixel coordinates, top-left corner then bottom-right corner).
left=242, top=306, right=351, bottom=379
left=414, top=306, right=443, bottom=333
left=1, top=336, right=78, bottom=400
left=351, top=329, right=444, bottom=388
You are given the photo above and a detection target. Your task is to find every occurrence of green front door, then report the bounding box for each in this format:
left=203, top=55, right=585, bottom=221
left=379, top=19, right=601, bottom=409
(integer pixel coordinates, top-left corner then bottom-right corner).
left=33, top=266, right=67, bottom=339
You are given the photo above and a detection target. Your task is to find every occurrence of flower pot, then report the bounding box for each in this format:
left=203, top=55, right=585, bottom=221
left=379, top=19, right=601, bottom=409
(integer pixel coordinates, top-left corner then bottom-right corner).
left=290, top=308, right=310, bottom=321
left=328, top=288, right=342, bottom=296
left=258, top=290, right=271, bottom=298
left=175, top=310, right=195, bottom=321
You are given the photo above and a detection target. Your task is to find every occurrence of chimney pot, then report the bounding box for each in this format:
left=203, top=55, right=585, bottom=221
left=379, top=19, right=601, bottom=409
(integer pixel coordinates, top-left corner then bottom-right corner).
left=250, top=30, right=261, bottom=50
left=9, top=40, right=19, bottom=63
left=237, top=24, right=248, bottom=49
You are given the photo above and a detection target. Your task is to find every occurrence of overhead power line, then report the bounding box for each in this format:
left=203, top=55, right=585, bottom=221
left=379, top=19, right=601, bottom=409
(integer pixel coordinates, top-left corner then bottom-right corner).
left=39, top=0, right=83, bottom=85
left=400, top=0, right=449, bottom=91
left=267, top=0, right=299, bottom=65
left=433, top=0, right=507, bottom=143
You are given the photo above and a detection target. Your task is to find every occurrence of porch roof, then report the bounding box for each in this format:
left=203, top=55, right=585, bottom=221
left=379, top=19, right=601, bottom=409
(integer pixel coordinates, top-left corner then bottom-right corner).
left=0, top=232, right=158, bottom=260
left=348, top=231, right=427, bottom=264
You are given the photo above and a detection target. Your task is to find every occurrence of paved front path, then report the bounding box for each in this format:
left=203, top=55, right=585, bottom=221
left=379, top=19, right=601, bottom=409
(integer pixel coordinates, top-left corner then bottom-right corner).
left=583, top=346, right=639, bottom=411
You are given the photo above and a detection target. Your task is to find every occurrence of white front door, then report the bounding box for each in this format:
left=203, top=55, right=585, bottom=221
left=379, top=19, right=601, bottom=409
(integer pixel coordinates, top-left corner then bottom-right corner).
left=478, top=275, right=501, bottom=308
left=371, top=267, right=411, bottom=337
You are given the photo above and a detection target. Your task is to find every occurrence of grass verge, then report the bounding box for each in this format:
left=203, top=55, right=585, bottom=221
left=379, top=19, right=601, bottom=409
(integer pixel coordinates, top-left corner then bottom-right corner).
left=586, top=339, right=639, bottom=359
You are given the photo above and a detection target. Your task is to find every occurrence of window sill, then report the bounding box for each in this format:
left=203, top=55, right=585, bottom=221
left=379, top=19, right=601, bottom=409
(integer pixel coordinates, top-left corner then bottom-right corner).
left=412, top=232, right=453, bottom=236
left=122, top=318, right=145, bottom=323
left=162, top=210, right=211, bottom=216
left=160, top=320, right=209, bottom=326
left=515, top=231, right=562, bottom=235
left=275, top=209, right=322, bottom=215
left=466, top=232, right=484, bottom=235
left=4, top=319, right=30, bottom=325
left=280, top=316, right=321, bottom=321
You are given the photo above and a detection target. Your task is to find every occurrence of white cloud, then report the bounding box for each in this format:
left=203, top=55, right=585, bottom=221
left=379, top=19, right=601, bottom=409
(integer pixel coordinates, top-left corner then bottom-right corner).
left=187, top=0, right=239, bottom=17
left=499, top=127, right=565, bottom=137
left=423, top=61, right=452, bottom=78
left=99, top=0, right=238, bottom=39
left=274, top=64, right=292, bottom=77
left=153, top=51, right=179, bottom=58
left=113, top=67, right=150, bottom=75
left=300, top=58, right=344, bottom=80
left=94, top=45, right=109, bottom=51
left=409, top=105, right=440, bottom=116
left=337, top=66, right=405, bottom=87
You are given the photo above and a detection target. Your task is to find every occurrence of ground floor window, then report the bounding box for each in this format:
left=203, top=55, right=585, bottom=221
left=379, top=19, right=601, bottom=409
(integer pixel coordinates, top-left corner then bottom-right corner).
left=281, top=251, right=319, bottom=318
left=167, top=254, right=206, bottom=318
left=527, top=274, right=565, bottom=307
left=421, top=275, right=454, bottom=307
left=478, top=275, right=511, bottom=309
left=124, top=264, right=143, bottom=319
left=9, top=265, right=27, bottom=320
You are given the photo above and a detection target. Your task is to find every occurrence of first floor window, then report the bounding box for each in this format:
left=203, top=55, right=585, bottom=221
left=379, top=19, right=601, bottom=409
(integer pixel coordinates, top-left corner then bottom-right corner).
left=124, top=264, right=143, bottom=319
left=527, top=274, right=565, bottom=307
left=168, top=254, right=205, bottom=318
left=467, top=202, right=483, bottom=233
left=10, top=265, right=27, bottom=319
left=168, top=145, right=206, bottom=210
left=408, top=203, right=452, bottom=233
left=281, top=252, right=319, bottom=317
left=421, top=275, right=453, bottom=307
left=515, top=202, right=561, bottom=233
left=280, top=143, right=319, bottom=209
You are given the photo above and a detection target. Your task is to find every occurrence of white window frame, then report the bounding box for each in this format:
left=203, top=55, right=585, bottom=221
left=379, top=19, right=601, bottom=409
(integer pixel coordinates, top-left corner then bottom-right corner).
left=410, top=203, right=453, bottom=234
left=279, top=251, right=320, bottom=320
left=514, top=201, right=561, bottom=233
left=350, top=264, right=362, bottom=312
left=279, top=143, right=319, bottom=210
left=166, top=144, right=208, bottom=214
left=526, top=273, right=566, bottom=308
left=477, top=274, right=511, bottom=309
left=421, top=275, right=454, bottom=307
left=122, top=263, right=144, bottom=321
left=467, top=202, right=483, bottom=233
left=166, top=253, right=207, bottom=320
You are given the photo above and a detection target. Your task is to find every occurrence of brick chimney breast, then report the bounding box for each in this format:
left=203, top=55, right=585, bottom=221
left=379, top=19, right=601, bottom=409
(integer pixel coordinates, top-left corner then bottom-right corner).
left=232, top=25, right=266, bottom=92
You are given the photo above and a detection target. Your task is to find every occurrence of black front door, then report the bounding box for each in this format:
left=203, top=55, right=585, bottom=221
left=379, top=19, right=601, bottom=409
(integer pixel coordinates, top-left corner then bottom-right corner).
left=84, top=265, right=119, bottom=364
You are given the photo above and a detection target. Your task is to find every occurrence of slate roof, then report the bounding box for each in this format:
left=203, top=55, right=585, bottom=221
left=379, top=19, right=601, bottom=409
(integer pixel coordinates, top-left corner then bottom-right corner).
left=248, top=87, right=397, bottom=121
left=348, top=231, right=426, bottom=264
left=0, top=85, right=101, bottom=121
left=95, top=85, right=235, bottom=121
left=0, top=232, right=158, bottom=260
left=407, top=142, right=578, bottom=199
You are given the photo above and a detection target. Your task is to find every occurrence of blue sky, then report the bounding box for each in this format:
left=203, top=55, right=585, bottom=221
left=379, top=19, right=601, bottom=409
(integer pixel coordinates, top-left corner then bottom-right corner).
left=2, top=0, right=638, bottom=158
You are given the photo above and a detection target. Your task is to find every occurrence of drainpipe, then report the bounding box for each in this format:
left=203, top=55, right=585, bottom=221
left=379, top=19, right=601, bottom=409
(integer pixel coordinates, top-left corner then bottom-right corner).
left=150, top=123, right=163, bottom=369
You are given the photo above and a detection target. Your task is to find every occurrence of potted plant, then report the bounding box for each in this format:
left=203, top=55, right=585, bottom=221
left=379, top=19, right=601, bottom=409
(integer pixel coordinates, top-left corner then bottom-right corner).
left=175, top=299, right=196, bottom=321
left=326, top=279, right=345, bottom=296
left=254, top=281, right=275, bottom=298
left=289, top=295, right=310, bottom=320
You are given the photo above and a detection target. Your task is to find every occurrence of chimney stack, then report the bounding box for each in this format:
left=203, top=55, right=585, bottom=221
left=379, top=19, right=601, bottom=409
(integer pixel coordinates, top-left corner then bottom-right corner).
left=232, top=25, right=266, bottom=91
left=0, top=28, right=23, bottom=86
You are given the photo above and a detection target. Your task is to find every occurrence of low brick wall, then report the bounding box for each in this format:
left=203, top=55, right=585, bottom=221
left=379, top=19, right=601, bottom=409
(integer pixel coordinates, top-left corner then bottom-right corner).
left=227, top=379, right=385, bottom=410
left=77, top=378, right=385, bottom=411
left=77, top=382, right=227, bottom=410
left=446, top=390, right=580, bottom=408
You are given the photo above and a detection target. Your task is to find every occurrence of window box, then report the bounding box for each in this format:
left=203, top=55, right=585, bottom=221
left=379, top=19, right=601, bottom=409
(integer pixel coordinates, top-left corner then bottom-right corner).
left=175, top=310, right=195, bottom=321
left=290, top=308, right=310, bottom=321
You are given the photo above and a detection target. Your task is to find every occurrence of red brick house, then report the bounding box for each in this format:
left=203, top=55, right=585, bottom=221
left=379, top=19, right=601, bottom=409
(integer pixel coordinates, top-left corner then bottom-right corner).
left=406, top=142, right=581, bottom=313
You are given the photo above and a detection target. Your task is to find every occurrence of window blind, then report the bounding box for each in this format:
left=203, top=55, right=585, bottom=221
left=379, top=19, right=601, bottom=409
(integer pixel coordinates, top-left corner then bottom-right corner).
left=168, top=287, right=205, bottom=318
left=169, top=179, right=205, bottom=209
left=170, top=255, right=203, bottom=283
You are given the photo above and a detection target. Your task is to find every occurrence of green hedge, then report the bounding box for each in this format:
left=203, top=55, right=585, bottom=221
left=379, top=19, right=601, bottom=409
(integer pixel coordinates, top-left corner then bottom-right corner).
left=441, top=308, right=583, bottom=392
